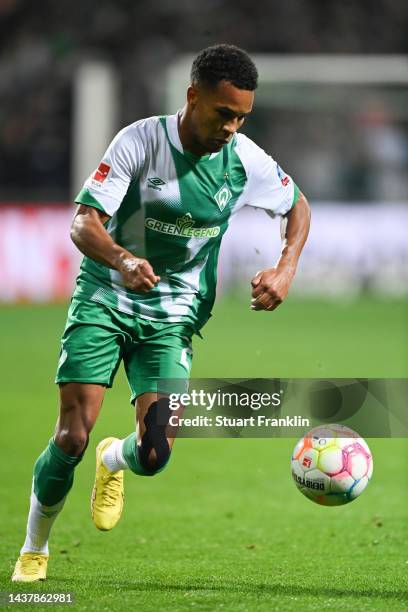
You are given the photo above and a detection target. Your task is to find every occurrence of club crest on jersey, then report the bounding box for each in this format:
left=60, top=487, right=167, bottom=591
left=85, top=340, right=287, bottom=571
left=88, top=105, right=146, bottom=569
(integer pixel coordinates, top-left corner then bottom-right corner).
left=214, top=183, right=232, bottom=211
left=145, top=212, right=220, bottom=238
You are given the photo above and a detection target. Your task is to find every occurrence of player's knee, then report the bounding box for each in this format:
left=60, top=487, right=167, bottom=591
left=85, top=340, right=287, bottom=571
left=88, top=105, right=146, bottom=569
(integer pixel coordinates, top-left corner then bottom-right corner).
left=57, top=391, right=96, bottom=455
left=54, top=428, right=89, bottom=456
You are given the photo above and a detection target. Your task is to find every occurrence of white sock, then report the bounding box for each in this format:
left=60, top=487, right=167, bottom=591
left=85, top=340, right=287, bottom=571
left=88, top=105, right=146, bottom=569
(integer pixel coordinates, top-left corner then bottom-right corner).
left=102, top=439, right=128, bottom=472
left=21, top=489, right=65, bottom=556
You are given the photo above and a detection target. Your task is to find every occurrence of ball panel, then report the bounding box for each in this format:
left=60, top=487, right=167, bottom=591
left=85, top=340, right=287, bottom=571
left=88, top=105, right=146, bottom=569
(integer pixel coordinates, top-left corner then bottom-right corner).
left=350, top=476, right=369, bottom=499
left=330, top=471, right=355, bottom=493
left=303, top=469, right=331, bottom=495
left=293, top=436, right=313, bottom=461
left=291, top=461, right=308, bottom=494
left=299, top=448, right=319, bottom=472
left=358, top=437, right=372, bottom=457
left=292, top=438, right=306, bottom=461
left=317, top=447, right=344, bottom=476
left=337, top=436, right=357, bottom=450
left=334, top=425, right=359, bottom=438
left=310, top=427, right=337, bottom=451
left=346, top=450, right=369, bottom=480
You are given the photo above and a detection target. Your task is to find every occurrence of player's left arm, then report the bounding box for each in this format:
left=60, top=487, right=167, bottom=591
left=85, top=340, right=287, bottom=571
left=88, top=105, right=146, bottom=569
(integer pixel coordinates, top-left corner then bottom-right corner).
left=251, top=191, right=311, bottom=311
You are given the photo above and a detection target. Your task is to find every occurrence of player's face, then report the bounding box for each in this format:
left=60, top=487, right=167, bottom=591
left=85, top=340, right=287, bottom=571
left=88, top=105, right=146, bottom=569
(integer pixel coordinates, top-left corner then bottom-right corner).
left=187, top=80, right=254, bottom=154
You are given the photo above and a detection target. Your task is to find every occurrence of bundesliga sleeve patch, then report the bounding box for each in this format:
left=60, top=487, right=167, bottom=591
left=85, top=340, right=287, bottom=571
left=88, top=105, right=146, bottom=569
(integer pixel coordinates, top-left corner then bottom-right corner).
left=276, top=164, right=290, bottom=187
left=93, top=162, right=111, bottom=183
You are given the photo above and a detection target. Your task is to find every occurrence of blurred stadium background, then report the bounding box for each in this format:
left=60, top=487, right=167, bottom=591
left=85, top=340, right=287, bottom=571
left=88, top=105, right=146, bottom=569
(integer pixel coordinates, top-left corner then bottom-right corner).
left=1, top=0, right=407, bottom=302
left=1, top=2, right=407, bottom=609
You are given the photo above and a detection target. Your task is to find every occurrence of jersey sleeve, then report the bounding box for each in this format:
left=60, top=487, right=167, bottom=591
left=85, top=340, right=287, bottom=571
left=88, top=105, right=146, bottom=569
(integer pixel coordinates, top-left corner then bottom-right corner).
left=235, top=134, right=299, bottom=216
left=74, top=122, right=146, bottom=217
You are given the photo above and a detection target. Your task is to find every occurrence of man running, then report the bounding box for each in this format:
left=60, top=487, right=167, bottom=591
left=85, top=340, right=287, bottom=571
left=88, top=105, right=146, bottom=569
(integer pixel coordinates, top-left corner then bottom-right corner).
left=12, top=43, right=310, bottom=582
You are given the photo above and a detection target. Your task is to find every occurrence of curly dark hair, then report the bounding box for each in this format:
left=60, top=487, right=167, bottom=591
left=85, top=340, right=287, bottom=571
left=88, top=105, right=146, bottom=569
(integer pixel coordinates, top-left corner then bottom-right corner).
left=191, top=44, right=258, bottom=91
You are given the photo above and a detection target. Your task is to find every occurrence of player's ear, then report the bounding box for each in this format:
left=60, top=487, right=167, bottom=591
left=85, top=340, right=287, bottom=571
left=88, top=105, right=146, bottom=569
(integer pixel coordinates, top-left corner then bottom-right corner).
left=187, top=84, right=199, bottom=107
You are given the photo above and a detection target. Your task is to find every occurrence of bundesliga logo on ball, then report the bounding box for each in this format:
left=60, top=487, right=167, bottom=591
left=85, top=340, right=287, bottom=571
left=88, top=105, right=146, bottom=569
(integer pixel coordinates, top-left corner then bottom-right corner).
left=291, top=424, right=373, bottom=506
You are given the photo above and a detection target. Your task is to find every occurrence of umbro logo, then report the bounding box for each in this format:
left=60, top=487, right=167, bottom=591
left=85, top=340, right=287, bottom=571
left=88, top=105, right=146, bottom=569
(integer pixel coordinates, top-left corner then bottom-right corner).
left=147, top=177, right=166, bottom=190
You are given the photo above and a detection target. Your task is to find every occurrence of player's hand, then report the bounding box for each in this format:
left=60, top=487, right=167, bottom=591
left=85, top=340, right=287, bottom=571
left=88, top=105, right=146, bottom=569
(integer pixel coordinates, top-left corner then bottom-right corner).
left=250, top=267, right=294, bottom=311
left=117, top=255, right=160, bottom=293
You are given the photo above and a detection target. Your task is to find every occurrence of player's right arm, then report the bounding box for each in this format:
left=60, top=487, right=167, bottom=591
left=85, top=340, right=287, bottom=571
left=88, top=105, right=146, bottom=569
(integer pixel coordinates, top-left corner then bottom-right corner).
left=71, top=120, right=160, bottom=293
left=70, top=205, right=160, bottom=293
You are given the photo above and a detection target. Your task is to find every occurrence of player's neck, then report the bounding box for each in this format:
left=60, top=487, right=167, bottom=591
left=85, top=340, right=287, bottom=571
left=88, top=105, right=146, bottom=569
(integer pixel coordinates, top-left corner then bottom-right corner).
left=178, top=107, right=209, bottom=157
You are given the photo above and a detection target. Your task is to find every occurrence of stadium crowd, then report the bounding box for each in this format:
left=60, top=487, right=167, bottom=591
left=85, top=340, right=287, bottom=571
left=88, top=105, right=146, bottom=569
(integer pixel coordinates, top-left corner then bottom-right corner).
left=0, top=0, right=407, bottom=201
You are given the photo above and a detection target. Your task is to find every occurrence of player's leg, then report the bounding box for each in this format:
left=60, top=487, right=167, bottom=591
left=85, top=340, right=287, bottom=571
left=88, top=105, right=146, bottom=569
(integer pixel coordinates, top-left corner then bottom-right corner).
left=95, top=322, right=192, bottom=525
left=13, top=298, right=125, bottom=581
left=13, top=383, right=106, bottom=582
left=91, top=392, right=184, bottom=530
left=104, top=321, right=192, bottom=476
left=26, top=383, right=106, bottom=545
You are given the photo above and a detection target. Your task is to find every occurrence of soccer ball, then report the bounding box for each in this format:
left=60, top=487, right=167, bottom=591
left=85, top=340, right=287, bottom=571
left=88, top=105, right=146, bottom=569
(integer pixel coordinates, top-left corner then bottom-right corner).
left=291, top=424, right=373, bottom=506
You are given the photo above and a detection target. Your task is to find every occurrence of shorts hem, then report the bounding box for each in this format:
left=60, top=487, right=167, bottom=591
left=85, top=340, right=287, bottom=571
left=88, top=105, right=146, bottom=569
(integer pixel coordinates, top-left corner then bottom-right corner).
left=55, top=378, right=113, bottom=388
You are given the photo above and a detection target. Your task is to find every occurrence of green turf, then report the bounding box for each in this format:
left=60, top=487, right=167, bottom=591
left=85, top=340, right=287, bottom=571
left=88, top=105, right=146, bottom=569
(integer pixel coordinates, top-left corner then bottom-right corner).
left=195, top=294, right=408, bottom=378
left=1, top=297, right=407, bottom=611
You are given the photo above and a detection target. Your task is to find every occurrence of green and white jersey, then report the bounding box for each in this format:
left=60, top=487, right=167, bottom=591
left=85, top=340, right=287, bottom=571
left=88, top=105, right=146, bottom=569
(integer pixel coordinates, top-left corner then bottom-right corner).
left=74, top=113, right=299, bottom=330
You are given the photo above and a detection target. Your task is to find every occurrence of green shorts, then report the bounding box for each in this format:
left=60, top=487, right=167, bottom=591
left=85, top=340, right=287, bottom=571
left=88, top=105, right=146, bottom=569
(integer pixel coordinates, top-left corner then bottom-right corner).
left=55, top=298, right=193, bottom=402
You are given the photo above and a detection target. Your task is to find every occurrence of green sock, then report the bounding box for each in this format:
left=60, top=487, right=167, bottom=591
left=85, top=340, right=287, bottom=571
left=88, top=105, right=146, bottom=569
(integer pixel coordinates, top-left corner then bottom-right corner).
left=122, top=433, right=169, bottom=476
left=33, top=439, right=83, bottom=506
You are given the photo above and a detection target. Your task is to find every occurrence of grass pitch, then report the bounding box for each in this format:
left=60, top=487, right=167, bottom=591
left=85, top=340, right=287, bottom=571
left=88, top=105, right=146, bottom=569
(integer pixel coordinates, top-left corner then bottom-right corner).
left=1, top=296, right=407, bottom=611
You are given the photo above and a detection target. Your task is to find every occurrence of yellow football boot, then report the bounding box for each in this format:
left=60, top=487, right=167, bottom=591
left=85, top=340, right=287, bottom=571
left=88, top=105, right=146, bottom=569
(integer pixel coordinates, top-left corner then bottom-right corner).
left=91, top=437, right=124, bottom=531
left=12, top=553, right=48, bottom=582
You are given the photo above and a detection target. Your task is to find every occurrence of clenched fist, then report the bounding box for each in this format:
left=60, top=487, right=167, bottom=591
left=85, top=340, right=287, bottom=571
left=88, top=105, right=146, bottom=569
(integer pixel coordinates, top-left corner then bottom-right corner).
left=118, top=255, right=160, bottom=293
left=250, top=267, right=294, bottom=311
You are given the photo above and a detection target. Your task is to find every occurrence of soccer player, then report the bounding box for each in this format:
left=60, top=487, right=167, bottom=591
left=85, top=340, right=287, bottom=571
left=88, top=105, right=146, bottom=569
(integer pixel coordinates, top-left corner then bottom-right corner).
left=12, top=44, right=310, bottom=581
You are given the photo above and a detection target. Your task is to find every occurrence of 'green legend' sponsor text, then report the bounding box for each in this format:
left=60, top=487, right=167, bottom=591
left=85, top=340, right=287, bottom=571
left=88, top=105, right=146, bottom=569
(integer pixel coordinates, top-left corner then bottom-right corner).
left=145, top=213, right=220, bottom=238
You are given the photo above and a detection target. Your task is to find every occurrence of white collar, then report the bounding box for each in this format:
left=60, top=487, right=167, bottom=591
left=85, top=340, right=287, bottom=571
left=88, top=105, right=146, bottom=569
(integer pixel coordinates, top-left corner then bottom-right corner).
left=165, top=111, right=221, bottom=160
left=165, top=112, right=184, bottom=154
